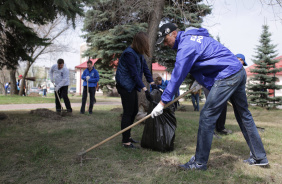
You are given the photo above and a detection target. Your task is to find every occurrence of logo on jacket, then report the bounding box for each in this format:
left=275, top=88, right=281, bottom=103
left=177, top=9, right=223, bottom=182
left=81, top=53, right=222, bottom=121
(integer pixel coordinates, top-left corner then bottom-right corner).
left=91, top=73, right=94, bottom=77
left=190, top=35, right=203, bottom=43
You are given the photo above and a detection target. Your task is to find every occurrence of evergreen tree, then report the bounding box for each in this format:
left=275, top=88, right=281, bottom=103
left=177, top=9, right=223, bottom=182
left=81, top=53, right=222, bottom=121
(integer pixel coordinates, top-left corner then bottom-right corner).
left=98, top=68, right=116, bottom=95
left=83, top=0, right=212, bottom=104
left=248, top=24, right=282, bottom=108
left=0, top=0, right=88, bottom=69
left=82, top=0, right=154, bottom=94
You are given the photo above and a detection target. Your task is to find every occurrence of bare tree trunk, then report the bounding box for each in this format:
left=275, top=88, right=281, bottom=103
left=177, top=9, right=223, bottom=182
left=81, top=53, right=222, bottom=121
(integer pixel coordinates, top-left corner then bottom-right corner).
left=19, top=61, right=31, bottom=96
left=0, top=68, right=8, bottom=95
left=138, top=0, right=165, bottom=112
left=9, top=69, right=18, bottom=95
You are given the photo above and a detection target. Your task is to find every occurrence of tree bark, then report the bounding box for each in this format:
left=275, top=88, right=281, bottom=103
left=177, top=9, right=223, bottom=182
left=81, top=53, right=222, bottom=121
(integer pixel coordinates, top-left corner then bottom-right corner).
left=9, top=69, right=18, bottom=95
left=19, top=61, right=31, bottom=96
left=138, top=0, right=165, bottom=112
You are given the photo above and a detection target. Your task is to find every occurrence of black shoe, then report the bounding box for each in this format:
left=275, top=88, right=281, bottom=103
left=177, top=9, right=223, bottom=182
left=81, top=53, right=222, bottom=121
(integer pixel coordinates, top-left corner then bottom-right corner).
left=213, top=132, right=222, bottom=139
left=80, top=112, right=84, bottom=114
left=217, top=129, right=232, bottom=135
left=129, top=137, right=139, bottom=144
left=123, top=143, right=138, bottom=149
left=89, top=112, right=93, bottom=114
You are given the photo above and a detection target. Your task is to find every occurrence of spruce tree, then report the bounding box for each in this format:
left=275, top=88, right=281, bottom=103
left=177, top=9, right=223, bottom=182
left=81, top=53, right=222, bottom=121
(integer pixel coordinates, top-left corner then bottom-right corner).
left=82, top=0, right=153, bottom=94
left=248, top=24, right=282, bottom=108
left=0, top=0, right=88, bottom=69
left=98, top=68, right=116, bottom=95
left=83, top=0, right=212, bottom=84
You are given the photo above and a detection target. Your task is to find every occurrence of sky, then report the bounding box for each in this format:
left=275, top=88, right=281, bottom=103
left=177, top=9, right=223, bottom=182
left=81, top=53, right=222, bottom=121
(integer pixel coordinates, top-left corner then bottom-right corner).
left=36, top=0, right=282, bottom=69
left=202, top=0, right=282, bottom=66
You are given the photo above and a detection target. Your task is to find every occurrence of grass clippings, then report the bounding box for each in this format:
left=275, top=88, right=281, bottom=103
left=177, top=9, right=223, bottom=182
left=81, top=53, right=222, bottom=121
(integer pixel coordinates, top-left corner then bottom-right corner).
left=0, top=104, right=281, bottom=183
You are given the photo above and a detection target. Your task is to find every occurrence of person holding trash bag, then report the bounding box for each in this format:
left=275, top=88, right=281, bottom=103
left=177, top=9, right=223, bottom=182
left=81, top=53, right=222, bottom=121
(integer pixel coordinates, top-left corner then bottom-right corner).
left=151, top=23, right=268, bottom=170
left=80, top=60, right=99, bottom=114
left=115, top=32, right=154, bottom=149
left=49, top=58, right=72, bottom=113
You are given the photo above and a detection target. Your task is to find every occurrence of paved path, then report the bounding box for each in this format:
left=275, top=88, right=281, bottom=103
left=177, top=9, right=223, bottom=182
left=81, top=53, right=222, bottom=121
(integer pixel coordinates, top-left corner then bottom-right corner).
left=0, top=101, right=121, bottom=111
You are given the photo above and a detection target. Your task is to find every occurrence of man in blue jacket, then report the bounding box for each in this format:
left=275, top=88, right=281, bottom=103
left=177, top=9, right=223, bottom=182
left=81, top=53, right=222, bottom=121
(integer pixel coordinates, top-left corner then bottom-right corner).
left=151, top=23, right=268, bottom=170
left=80, top=60, right=99, bottom=114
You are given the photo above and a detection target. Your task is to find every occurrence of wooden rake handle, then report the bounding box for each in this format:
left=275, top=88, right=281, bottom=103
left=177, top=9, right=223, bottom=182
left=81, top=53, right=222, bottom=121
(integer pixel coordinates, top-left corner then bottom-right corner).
left=79, top=87, right=195, bottom=156
left=54, top=83, right=63, bottom=111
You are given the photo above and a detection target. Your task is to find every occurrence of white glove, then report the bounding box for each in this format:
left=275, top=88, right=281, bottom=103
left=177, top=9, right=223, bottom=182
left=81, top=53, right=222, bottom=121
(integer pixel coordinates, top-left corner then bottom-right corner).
left=151, top=103, right=164, bottom=118
left=191, top=80, right=202, bottom=92
left=55, top=86, right=60, bottom=92
left=86, top=76, right=90, bottom=81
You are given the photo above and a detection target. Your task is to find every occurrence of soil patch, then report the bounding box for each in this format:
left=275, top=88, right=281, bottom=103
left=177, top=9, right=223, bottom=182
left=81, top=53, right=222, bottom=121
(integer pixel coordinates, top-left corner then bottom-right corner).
left=30, top=108, right=62, bottom=120
left=110, top=107, right=122, bottom=112
left=0, top=113, right=8, bottom=120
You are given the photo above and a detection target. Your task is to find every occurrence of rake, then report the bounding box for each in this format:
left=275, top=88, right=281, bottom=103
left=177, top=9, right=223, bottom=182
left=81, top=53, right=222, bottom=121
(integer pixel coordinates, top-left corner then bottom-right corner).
left=76, top=87, right=196, bottom=165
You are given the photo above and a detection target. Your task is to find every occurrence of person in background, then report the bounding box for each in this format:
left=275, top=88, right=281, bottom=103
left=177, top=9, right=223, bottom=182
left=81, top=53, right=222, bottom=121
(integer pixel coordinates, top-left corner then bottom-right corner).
left=150, top=76, right=168, bottom=91
left=151, top=76, right=180, bottom=110
left=18, top=75, right=26, bottom=96
left=80, top=60, right=99, bottom=114
left=5, top=82, right=10, bottom=95
left=49, top=58, right=72, bottom=113
left=236, top=54, right=248, bottom=67
left=41, top=81, right=47, bottom=97
left=189, top=81, right=201, bottom=111
left=115, top=32, right=154, bottom=149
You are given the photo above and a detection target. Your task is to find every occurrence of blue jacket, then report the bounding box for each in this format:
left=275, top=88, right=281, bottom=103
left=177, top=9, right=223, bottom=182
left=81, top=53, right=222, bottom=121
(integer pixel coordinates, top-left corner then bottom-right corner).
left=161, top=28, right=242, bottom=104
left=5, top=83, right=9, bottom=89
left=116, top=47, right=153, bottom=92
left=81, top=67, right=99, bottom=87
left=150, top=79, right=169, bottom=92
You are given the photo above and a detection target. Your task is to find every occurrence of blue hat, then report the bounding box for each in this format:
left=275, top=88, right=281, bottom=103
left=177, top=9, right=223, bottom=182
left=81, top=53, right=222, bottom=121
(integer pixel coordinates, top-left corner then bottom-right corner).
left=236, top=54, right=247, bottom=66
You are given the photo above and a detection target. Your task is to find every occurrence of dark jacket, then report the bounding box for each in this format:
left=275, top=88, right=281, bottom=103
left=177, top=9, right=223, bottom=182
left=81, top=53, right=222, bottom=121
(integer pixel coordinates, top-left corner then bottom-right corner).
left=116, top=47, right=153, bottom=92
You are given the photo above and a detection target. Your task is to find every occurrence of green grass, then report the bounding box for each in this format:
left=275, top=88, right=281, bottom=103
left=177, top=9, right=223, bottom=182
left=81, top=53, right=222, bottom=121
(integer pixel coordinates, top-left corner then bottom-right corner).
left=0, top=95, right=120, bottom=104
left=0, top=104, right=281, bottom=183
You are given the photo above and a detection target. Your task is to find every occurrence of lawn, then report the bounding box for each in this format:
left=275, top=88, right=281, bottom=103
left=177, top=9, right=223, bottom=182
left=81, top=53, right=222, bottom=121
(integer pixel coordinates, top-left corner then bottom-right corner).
left=0, top=95, right=120, bottom=104
left=0, top=104, right=281, bottom=183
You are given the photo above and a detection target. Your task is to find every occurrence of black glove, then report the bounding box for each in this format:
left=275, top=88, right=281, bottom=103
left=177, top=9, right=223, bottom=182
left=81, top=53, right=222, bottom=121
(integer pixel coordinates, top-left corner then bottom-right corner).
left=151, top=84, right=158, bottom=90
left=145, top=90, right=153, bottom=102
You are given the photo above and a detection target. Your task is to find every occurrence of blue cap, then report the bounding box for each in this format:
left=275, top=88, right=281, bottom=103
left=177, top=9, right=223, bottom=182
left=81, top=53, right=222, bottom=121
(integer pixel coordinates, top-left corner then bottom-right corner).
left=236, top=54, right=247, bottom=66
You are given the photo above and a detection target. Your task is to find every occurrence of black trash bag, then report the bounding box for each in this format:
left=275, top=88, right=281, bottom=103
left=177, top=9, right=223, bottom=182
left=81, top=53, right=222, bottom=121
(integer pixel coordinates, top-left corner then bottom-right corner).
left=141, top=89, right=177, bottom=152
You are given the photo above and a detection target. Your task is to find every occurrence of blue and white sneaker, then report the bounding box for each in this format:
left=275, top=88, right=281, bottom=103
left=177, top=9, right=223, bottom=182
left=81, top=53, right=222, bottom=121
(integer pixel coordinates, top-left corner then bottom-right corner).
left=179, top=156, right=207, bottom=171
left=244, top=152, right=269, bottom=166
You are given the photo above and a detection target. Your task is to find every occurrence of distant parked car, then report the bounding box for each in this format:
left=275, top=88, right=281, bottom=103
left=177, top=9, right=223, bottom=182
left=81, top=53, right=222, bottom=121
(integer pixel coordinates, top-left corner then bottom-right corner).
left=49, top=87, right=55, bottom=94
left=69, top=87, right=76, bottom=94
left=29, top=87, right=39, bottom=93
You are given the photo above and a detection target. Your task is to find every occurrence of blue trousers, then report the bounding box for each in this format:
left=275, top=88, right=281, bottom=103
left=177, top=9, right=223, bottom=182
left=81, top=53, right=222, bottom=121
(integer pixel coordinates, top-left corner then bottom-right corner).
left=191, top=93, right=200, bottom=111
left=195, top=67, right=267, bottom=164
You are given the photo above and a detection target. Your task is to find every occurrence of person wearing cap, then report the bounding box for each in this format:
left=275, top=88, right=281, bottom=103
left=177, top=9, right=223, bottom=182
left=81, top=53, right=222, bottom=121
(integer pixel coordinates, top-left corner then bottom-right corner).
left=115, top=32, right=154, bottom=149
left=151, top=23, right=268, bottom=170
left=49, top=58, right=72, bottom=113
left=236, top=54, right=248, bottom=66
